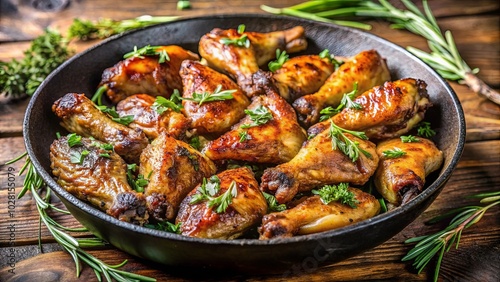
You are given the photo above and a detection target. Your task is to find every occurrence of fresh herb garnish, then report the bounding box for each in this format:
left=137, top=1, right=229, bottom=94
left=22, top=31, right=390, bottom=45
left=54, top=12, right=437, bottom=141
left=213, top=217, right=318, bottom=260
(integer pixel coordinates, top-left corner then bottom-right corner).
left=268, top=49, right=289, bottom=72
left=319, top=49, right=344, bottom=69
left=188, top=135, right=201, bottom=151
left=402, top=191, right=500, bottom=282
left=190, top=176, right=238, bottom=213
left=96, top=105, right=134, bottom=125
left=145, top=221, right=182, bottom=233
left=401, top=135, right=420, bottom=143
left=262, top=192, right=287, bottom=212
left=382, top=148, right=406, bottom=158
left=240, top=105, right=273, bottom=129
left=312, top=182, right=359, bottom=208
left=319, top=82, right=360, bottom=121
left=417, top=121, right=436, bottom=138
left=70, top=149, right=90, bottom=164
left=239, top=131, right=251, bottom=142
left=177, top=0, right=191, bottom=10
left=220, top=24, right=251, bottom=48
left=126, top=164, right=150, bottom=193
left=182, top=85, right=236, bottom=106
left=328, top=120, right=371, bottom=162
left=123, top=45, right=170, bottom=63
left=152, top=90, right=183, bottom=114
left=67, top=133, right=83, bottom=147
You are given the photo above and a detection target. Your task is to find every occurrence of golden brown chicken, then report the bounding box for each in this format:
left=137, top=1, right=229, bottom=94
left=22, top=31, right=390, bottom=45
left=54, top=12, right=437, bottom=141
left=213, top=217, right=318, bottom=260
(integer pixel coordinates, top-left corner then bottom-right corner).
left=374, top=137, right=444, bottom=206
left=260, top=123, right=379, bottom=204
left=202, top=90, right=307, bottom=164
left=180, top=60, right=250, bottom=135
left=99, top=45, right=200, bottom=104
left=176, top=167, right=268, bottom=239
left=272, top=54, right=335, bottom=102
left=115, top=93, right=190, bottom=140
left=293, top=49, right=391, bottom=128
left=139, top=132, right=217, bottom=221
left=258, top=187, right=380, bottom=239
left=307, top=78, right=432, bottom=141
left=198, top=26, right=307, bottom=97
left=50, top=136, right=149, bottom=224
left=52, top=93, right=149, bottom=164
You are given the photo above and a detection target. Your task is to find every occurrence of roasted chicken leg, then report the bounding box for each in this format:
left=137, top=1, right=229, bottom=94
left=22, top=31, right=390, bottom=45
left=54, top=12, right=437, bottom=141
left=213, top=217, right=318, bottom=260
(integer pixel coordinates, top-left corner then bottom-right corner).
left=374, top=137, right=444, bottom=206
left=307, top=78, right=432, bottom=141
left=260, top=125, right=379, bottom=203
left=176, top=167, right=268, bottom=239
left=99, top=45, right=199, bottom=104
left=258, top=188, right=380, bottom=239
left=202, top=90, right=307, bottom=164
left=180, top=60, right=250, bottom=135
left=139, top=132, right=217, bottom=221
left=52, top=93, right=149, bottom=164
left=50, top=136, right=149, bottom=224
left=199, top=26, right=307, bottom=97
left=293, top=49, right=391, bottom=127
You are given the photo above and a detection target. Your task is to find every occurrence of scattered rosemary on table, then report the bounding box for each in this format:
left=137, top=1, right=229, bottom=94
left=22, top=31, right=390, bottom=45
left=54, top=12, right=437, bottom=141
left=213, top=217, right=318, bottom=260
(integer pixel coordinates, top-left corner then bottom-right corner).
left=5, top=153, right=156, bottom=281
left=402, top=191, right=500, bottom=282
left=261, top=0, right=500, bottom=104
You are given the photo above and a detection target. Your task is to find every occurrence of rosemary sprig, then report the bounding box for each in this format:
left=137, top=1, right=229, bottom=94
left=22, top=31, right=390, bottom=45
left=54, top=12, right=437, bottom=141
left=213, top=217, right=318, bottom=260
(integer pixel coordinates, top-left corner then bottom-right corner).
left=67, top=15, right=179, bottom=40
left=402, top=191, right=500, bottom=282
left=328, top=120, right=372, bottom=162
left=261, top=0, right=500, bottom=104
left=6, top=154, right=156, bottom=281
left=182, top=85, right=236, bottom=106
left=382, top=147, right=406, bottom=158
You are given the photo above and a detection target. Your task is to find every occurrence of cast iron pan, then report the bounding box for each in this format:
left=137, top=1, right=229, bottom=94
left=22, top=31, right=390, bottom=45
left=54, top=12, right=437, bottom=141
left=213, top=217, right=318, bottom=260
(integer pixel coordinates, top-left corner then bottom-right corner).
left=24, top=14, right=465, bottom=275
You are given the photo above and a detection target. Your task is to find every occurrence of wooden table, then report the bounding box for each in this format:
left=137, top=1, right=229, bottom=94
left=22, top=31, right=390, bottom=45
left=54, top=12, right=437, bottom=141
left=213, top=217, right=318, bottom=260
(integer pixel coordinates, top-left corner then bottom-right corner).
left=1, top=0, right=499, bottom=281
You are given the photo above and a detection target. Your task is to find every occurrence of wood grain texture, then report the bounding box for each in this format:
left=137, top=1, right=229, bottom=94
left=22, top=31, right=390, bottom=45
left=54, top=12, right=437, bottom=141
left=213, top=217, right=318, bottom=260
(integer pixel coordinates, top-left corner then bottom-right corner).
left=0, top=0, right=499, bottom=281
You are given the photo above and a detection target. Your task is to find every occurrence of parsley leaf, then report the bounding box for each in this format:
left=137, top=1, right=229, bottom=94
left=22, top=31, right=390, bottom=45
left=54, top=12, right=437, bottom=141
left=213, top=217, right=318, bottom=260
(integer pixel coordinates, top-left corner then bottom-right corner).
left=262, top=192, right=287, bottom=212
left=145, top=221, right=182, bottom=233
left=268, top=49, right=289, bottom=72
left=126, top=164, right=150, bottom=193
left=319, top=49, right=344, bottom=69
left=319, top=82, right=361, bottom=121
left=312, top=183, right=359, bottom=208
left=96, top=105, right=134, bottom=125
left=190, top=176, right=238, bottom=213
left=70, top=149, right=90, bottom=164
left=240, top=105, right=273, bottom=129
left=182, top=85, right=236, bottom=106
left=67, top=133, right=83, bottom=147
left=152, top=90, right=183, bottom=114
left=220, top=24, right=250, bottom=48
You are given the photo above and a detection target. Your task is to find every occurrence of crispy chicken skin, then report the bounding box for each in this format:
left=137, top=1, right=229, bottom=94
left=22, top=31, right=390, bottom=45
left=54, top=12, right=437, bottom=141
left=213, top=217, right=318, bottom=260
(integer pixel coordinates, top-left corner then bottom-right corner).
left=260, top=129, right=379, bottom=204
left=198, top=26, right=307, bottom=97
left=176, top=167, right=268, bottom=239
left=99, top=45, right=200, bottom=104
left=258, top=188, right=380, bottom=239
left=115, top=93, right=190, bottom=140
left=140, top=132, right=217, bottom=221
left=50, top=136, right=148, bottom=224
left=180, top=60, right=250, bottom=135
left=307, top=78, right=432, bottom=140
left=374, top=137, right=444, bottom=206
left=202, top=90, right=307, bottom=164
left=52, top=93, right=149, bottom=164
left=293, top=50, right=391, bottom=128
left=273, top=54, right=335, bottom=102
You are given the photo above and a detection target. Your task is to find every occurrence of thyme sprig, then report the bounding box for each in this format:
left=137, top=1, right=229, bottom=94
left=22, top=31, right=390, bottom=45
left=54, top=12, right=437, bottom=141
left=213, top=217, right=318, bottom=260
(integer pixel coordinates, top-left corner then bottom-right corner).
left=5, top=153, right=156, bottom=281
left=261, top=0, right=500, bottom=104
left=402, top=191, right=500, bottom=282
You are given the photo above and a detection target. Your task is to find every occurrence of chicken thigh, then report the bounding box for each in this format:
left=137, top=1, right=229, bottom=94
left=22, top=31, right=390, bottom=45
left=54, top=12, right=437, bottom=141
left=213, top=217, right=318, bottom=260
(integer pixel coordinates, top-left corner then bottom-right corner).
left=293, top=49, right=391, bottom=128
left=180, top=60, right=250, bottom=135
left=202, top=90, right=307, bottom=164
left=307, top=78, right=432, bottom=141
left=99, top=45, right=199, bottom=103
left=139, top=132, right=217, bottom=221
left=199, top=25, right=307, bottom=97
left=176, top=167, right=268, bottom=239
left=50, top=136, right=148, bottom=224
